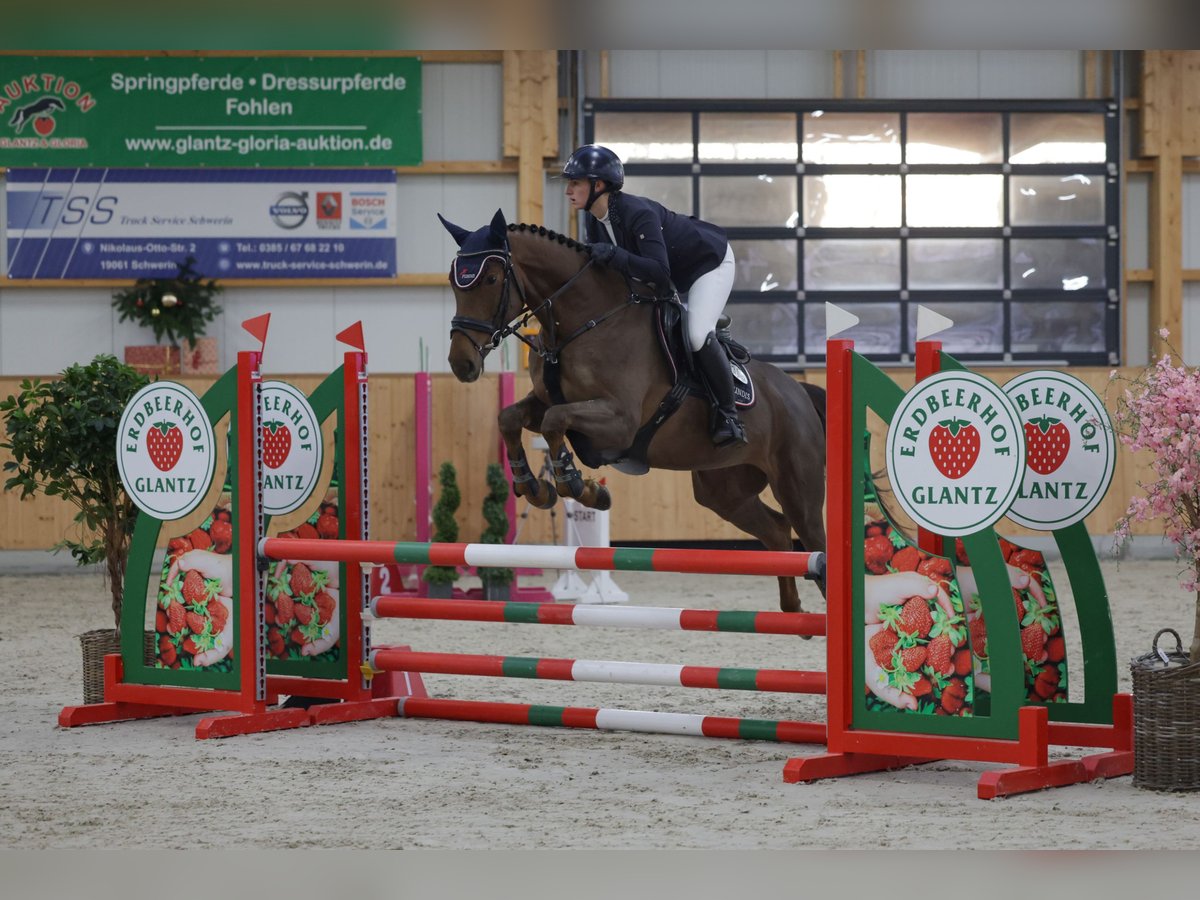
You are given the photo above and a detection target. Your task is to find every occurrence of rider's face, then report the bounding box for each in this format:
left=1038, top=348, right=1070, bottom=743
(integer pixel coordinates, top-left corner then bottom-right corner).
left=565, top=178, right=597, bottom=211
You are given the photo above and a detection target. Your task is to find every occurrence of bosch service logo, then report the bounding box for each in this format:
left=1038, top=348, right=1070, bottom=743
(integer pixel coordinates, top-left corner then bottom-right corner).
left=270, top=191, right=309, bottom=229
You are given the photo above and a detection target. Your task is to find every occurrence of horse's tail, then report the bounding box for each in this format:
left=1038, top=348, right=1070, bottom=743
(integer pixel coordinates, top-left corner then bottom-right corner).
left=800, top=381, right=826, bottom=434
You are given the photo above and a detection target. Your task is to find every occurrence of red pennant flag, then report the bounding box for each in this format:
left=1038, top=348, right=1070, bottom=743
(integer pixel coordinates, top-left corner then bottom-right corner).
left=241, top=313, right=271, bottom=348
left=336, top=321, right=366, bottom=351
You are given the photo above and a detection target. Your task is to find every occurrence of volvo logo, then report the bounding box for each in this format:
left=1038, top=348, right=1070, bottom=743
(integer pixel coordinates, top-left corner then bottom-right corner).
left=270, top=191, right=309, bottom=229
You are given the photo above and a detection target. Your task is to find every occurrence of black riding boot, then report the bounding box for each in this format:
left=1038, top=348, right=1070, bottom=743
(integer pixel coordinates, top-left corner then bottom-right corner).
left=695, top=332, right=747, bottom=447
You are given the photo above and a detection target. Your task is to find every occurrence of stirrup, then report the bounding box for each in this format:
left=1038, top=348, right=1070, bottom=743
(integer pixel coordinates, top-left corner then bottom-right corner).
left=712, top=412, right=747, bottom=447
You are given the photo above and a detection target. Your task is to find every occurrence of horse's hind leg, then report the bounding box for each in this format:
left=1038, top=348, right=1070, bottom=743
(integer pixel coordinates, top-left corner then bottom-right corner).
left=498, top=393, right=557, bottom=510
left=691, top=467, right=803, bottom=613
left=768, top=462, right=828, bottom=603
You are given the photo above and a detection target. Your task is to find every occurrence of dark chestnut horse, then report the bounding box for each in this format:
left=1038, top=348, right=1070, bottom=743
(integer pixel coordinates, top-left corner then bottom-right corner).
left=439, top=209, right=826, bottom=612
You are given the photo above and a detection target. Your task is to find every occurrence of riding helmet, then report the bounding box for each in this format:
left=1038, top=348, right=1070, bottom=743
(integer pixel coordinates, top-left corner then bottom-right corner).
left=562, top=144, right=625, bottom=191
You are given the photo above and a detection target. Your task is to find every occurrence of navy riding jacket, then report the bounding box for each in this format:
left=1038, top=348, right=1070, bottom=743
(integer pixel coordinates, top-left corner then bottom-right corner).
left=584, top=192, right=728, bottom=294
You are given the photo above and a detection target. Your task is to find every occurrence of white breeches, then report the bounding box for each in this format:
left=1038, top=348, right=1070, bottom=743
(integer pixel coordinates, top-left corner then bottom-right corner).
left=685, top=244, right=735, bottom=351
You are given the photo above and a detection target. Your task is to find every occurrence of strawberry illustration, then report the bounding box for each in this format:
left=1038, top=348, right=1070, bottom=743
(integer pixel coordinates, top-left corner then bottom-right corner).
left=294, top=601, right=315, bottom=626
left=864, top=534, right=895, bottom=575
left=898, top=645, right=927, bottom=672
left=1021, top=624, right=1049, bottom=663
left=1033, top=665, right=1060, bottom=700
left=207, top=598, right=229, bottom=634
left=289, top=562, right=327, bottom=598
left=890, top=545, right=922, bottom=572
left=167, top=536, right=192, bottom=560
left=1024, top=416, right=1070, bottom=475
left=262, top=420, right=292, bottom=469
left=969, top=618, right=989, bottom=657
left=166, top=601, right=187, bottom=634
left=181, top=570, right=208, bottom=606
left=926, top=634, right=954, bottom=676
left=1046, top=635, right=1065, bottom=663
left=315, top=590, right=336, bottom=626
left=317, top=513, right=339, bottom=540
left=274, top=593, right=295, bottom=625
left=145, top=421, right=183, bottom=471
left=268, top=627, right=286, bottom=657
left=910, top=675, right=933, bottom=697
left=158, top=637, right=177, bottom=666
left=898, top=596, right=933, bottom=639
left=940, top=678, right=968, bottom=714
left=185, top=610, right=209, bottom=635
left=869, top=628, right=899, bottom=668
left=209, top=519, right=232, bottom=553
left=928, top=418, right=981, bottom=480
left=295, top=523, right=319, bottom=540
left=953, top=647, right=973, bottom=676
left=188, top=528, right=212, bottom=551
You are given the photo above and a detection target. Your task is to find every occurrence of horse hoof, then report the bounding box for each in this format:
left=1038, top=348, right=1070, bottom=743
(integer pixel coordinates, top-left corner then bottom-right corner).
left=521, top=480, right=558, bottom=510
left=534, top=481, right=558, bottom=509
left=593, top=485, right=612, bottom=511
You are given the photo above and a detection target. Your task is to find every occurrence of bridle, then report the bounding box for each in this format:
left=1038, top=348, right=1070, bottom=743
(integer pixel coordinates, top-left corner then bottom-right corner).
left=448, top=243, right=528, bottom=359
left=449, top=237, right=642, bottom=366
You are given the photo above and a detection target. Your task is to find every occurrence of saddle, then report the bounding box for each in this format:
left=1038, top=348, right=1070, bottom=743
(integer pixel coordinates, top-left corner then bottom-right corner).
left=542, top=298, right=756, bottom=476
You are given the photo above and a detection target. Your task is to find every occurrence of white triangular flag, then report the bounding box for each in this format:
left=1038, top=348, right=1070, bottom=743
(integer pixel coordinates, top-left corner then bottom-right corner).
left=916, top=305, right=955, bottom=341
left=825, top=303, right=859, bottom=339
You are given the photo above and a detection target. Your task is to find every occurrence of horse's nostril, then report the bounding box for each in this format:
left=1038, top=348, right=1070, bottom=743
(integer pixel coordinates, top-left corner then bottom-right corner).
left=450, top=357, right=479, bottom=383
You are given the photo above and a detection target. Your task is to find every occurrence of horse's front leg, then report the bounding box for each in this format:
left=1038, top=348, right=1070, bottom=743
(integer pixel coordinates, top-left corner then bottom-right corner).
left=540, top=399, right=637, bottom=511
left=498, top=392, right=557, bottom=510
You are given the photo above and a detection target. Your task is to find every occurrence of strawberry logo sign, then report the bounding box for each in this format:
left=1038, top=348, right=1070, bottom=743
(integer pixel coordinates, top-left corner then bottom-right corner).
left=886, top=370, right=1025, bottom=537
left=1004, top=372, right=1116, bottom=530
left=1023, top=416, right=1070, bottom=475
left=260, top=382, right=323, bottom=516
left=262, top=420, right=292, bottom=469
left=928, top=418, right=981, bottom=479
left=145, top=421, right=184, bottom=471
left=117, top=383, right=215, bottom=519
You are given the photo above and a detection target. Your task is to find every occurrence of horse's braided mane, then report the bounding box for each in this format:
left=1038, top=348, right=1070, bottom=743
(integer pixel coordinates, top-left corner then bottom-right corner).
left=508, top=222, right=588, bottom=254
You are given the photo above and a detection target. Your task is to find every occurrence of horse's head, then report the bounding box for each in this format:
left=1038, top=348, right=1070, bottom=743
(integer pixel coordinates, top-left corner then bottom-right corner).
left=439, top=208, right=525, bottom=383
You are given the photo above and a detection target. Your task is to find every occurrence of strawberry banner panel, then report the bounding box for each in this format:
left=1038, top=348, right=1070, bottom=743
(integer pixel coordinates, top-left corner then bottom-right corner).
left=5, top=167, right=397, bottom=280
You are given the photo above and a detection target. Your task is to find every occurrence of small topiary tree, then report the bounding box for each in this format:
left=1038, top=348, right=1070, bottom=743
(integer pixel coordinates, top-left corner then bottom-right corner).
left=423, top=461, right=461, bottom=589
left=1, top=355, right=150, bottom=629
left=111, top=256, right=223, bottom=348
left=479, top=462, right=513, bottom=597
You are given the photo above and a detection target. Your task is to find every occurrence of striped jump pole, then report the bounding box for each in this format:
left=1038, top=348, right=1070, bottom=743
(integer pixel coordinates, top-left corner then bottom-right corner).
left=370, top=596, right=825, bottom=637
left=260, top=538, right=826, bottom=580
left=370, top=648, right=827, bottom=694
left=397, top=697, right=826, bottom=744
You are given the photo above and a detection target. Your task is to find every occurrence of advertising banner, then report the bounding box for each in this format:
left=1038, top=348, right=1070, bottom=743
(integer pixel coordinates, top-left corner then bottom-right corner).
left=5, top=167, right=397, bottom=280
left=0, top=55, right=421, bottom=167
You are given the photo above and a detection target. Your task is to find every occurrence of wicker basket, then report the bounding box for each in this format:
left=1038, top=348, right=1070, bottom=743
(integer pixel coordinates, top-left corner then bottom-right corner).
left=79, top=628, right=156, bottom=705
left=1131, top=628, right=1200, bottom=792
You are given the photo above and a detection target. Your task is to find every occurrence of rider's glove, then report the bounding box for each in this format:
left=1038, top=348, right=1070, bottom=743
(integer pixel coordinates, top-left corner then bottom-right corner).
left=589, top=242, right=617, bottom=266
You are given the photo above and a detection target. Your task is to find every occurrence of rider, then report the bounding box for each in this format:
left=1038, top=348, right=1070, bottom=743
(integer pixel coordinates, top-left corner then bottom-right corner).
left=562, top=144, right=746, bottom=447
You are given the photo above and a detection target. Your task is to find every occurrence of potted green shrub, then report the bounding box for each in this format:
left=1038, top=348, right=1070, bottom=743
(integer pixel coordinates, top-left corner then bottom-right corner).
left=1, top=355, right=150, bottom=700
left=112, top=256, right=223, bottom=376
left=422, top=461, right=461, bottom=598
left=479, top=462, right=514, bottom=601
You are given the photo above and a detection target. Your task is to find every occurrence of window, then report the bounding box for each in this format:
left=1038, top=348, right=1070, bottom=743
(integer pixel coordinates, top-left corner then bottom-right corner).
left=586, top=100, right=1120, bottom=366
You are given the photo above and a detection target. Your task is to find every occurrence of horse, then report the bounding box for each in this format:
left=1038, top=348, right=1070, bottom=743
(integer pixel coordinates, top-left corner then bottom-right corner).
left=439, top=209, right=827, bottom=613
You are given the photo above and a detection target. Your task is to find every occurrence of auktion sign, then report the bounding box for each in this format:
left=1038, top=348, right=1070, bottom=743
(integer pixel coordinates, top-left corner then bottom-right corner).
left=0, top=55, right=421, bottom=167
